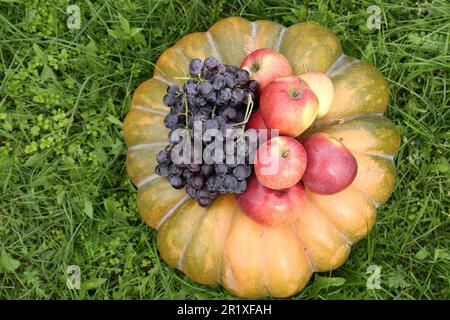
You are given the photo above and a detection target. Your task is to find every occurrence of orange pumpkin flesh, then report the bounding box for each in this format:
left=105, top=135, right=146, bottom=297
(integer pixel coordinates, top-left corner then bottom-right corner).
left=124, top=17, right=400, bottom=298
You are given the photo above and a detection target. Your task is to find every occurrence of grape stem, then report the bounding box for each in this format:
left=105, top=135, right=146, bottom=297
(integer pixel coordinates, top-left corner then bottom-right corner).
left=233, top=94, right=254, bottom=127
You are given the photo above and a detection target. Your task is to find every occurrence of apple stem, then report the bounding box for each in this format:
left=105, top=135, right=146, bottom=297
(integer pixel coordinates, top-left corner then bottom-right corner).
left=281, top=149, right=290, bottom=158
left=291, top=86, right=302, bottom=99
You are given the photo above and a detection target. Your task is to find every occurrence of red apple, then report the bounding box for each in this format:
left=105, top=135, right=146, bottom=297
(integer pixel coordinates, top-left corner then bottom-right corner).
left=236, top=176, right=306, bottom=226
left=302, top=133, right=358, bottom=194
left=240, top=48, right=293, bottom=89
left=260, top=76, right=319, bottom=137
left=245, top=110, right=272, bottom=144
left=299, top=72, right=335, bottom=117
left=254, top=136, right=307, bottom=190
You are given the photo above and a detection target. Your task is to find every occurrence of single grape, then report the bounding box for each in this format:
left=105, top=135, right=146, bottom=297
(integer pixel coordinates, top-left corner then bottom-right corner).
left=224, top=74, right=236, bottom=88
left=155, top=164, right=170, bottom=177
left=156, top=150, right=171, bottom=164
left=167, top=84, right=179, bottom=95
left=201, top=164, right=214, bottom=176
left=235, top=69, right=250, bottom=86
left=189, top=58, right=203, bottom=76
left=169, top=176, right=185, bottom=189
left=198, top=197, right=212, bottom=207
left=198, top=82, right=213, bottom=96
left=164, top=113, right=178, bottom=129
left=186, top=184, right=198, bottom=199
left=211, top=74, right=226, bottom=90
left=215, top=164, right=229, bottom=176
left=220, top=107, right=237, bottom=120
left=169, top=164, right=183, bottom=176
left=233, top=164, right=252, bottom=180
left=231, top=89, right=245, bottom=106
left=204, top=56, right=220, bottom=70
left=223, top=175, right=238, bottom=190
left=163, top=94, right=177, bottom=107
left=191, top=174, right=205, bottom=189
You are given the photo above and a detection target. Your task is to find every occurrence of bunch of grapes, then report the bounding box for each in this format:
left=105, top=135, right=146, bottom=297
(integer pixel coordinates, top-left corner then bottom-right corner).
left=155, top=56, right=258, bottom=207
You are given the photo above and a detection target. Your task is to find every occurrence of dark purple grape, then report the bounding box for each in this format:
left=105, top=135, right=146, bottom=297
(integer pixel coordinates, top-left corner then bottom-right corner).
left=217, top=88, right=231, bottom=105
left=169, top=164, right=183, bottom=176
left=236, top=180, right=247, bottom=193
left=191, top=175, right=205, bottom=189
left=224, top=74, right=236, bottom=88
left=214, top=116, right=226, bottom=128
left=223, top=175, right=238, bottom=190
left=198, top=82, right=213, bottom=96
left=220, top=107, right=237, bottom=120
left=169, top=176, right=185, bottom=189
left=183, top=168, right=194, bottom=179
left=205, top=91, right=216, bottom=102
left=164, top=113, right=178, bottom=129
left=193, top=96, right=207, bottom=106
left=201, top=164, right=214, bottom=176
left=211, top=75, right=226, bottom=90
left=217, top=64, right=226, bottom=74
left=204, top=56, right=220, bottom=70
left=235, top=69, right=250, bottom=86
left=248, top=80, right=259, bottom=94
left=156, top=150, right=171, bottom=164
left=186, top=185, right=197, bottom=199
left=231, top=89, right=246, bottom=106
left=163, top=94, right=177, bottom=106
left=197, top=189, right=209, bottom=199
left=167, top=84, right=179, bottom=95
left=155, top=164, right=169, bottom=177
left=235, top=111, right=245, bottom=122
left=215, top=164, right=229, bottom=176
left=189, top=58, right=203, bottom=76
left=186, top=81, right=197, bottom=95
left=204, top=118, right=219, bottom=131
left=233, top=165, right=252, bottom=180
left=198, top=197, right=212, bottom=207
left=226, top=65, right=238, bottom=74
left=206, top=176, right=216, bottom=192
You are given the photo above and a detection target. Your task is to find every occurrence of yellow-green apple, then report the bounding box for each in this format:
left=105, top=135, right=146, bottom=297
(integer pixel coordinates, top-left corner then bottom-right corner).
left=260, top=76, right=319, bottom=137
left=254, top=136, right=307, bottom=190
left=299, top=72, right=335, bottom=117
left=240, top=48, right=293, bottom=89
left=302, top=133, right=358, bottom=194
left=236, top=176, right=306, bottom=226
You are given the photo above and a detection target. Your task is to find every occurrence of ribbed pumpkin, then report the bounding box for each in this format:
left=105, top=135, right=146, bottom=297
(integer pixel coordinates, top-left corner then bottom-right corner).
left=124, top=17, right=400, bottom=298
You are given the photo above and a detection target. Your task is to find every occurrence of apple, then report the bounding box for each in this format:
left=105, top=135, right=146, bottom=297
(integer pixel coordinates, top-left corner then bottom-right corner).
left=260, top=76, right=319, bottom=137
left=299, top=72, right=335, bottom=117
left=302, top=133, right=358, bottom=194
left=254, top=136, right=307, bottom=190
left=236, top=176, right=306, bottom=226
left=245, top=110, right=272, bottom=144
left=240, top=48, right=293, bottom=89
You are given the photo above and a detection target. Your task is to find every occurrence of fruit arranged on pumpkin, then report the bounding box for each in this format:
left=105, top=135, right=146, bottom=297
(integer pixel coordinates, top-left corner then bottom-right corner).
left=240, top=48, right=293, bottom=89
left=254, top=136, right=307, bottom=190
left=124, top=17, right=400, bottom=299
left=302, top=133, right=358, bottom=194
left=260, top=76, right=319, bottom=137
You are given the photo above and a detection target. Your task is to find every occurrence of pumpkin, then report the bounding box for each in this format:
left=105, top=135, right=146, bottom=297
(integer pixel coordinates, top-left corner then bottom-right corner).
left=124, top=17, right=400, bottom=298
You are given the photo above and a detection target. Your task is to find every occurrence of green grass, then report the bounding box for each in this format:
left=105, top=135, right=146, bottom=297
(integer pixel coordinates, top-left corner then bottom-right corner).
left=0, top=0, right=448, bottom=300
